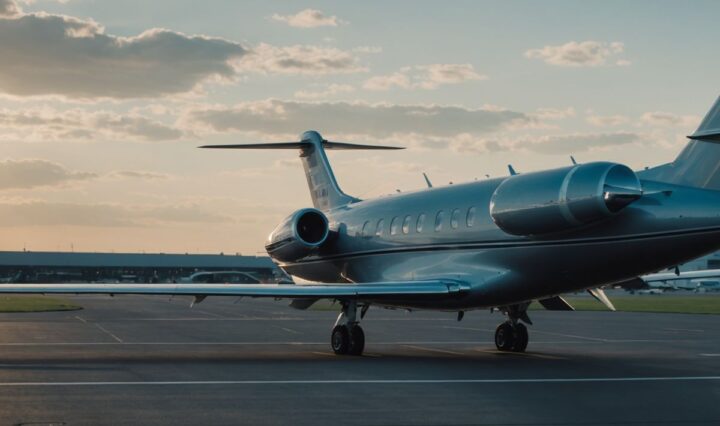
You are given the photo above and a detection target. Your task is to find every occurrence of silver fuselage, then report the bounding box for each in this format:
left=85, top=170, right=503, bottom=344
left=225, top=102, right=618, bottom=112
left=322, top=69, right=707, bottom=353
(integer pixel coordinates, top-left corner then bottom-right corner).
left=277, top=177, right=720, bottom=310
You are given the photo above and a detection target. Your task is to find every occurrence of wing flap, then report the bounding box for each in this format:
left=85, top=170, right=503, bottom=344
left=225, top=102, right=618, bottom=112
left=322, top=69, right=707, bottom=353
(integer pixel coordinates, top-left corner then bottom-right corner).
left=0, top=280, right=467, bottom=300
left=538, top=296, right=575, bottom=311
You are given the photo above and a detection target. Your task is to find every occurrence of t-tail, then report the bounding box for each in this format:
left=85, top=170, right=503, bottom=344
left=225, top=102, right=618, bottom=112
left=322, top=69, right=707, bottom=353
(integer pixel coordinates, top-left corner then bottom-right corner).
left=641, top=96, right=720, bottom=190
left=200, top=131, right=403, bottom=210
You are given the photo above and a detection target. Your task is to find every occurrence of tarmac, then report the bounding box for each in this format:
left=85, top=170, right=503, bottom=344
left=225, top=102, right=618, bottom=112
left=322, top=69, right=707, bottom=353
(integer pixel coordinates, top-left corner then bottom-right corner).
left=0, top=295, right=718, bottom=425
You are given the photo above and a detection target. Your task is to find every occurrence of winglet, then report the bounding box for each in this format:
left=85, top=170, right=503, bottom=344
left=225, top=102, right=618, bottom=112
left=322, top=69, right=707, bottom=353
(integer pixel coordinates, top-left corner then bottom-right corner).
left=508, top=164, right=517, bottom=176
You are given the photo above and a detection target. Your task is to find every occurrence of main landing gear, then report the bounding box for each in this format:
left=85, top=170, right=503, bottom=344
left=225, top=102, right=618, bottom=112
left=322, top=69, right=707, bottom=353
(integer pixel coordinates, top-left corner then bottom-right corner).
left=494, top=303, right=531, bottom=353
left=331, top=301, right=367, bottom=356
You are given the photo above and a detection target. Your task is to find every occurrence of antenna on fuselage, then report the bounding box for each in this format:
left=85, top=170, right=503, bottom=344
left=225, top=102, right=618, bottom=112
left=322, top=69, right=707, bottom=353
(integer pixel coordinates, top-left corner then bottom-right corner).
left=422, top=172, right=433, bottom=188
left=570, top=155, right=577, bottom=165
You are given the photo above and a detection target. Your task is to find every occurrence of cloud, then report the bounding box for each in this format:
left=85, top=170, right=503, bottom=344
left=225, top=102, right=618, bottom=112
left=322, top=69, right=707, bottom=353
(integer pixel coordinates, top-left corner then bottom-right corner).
left=531, top=107, right=576, bottom=120
left=109, top=171, right=171, bottom=180
left=525, top=41, right=628, bottom=67
left=0, top=108, right=182, bottom=141
left=586, top=114, right=630, bottom=127
left=0, top=199, right=233, bottom=227
left=0, top=0, right=19, bottom=17
left=294, top=83, right=355, bottom=99
left=641, top=111, right=700, bottom=128
left=363, top=64, right=486, bottom=91
left=522, top=132, right=641, bottom=154
left=0, top=2, right=248, bottom=99
left=271, top=9, right=343, bottom=28
left=183, top=99, right=529, bottom=138
left=0, top=159, right=96, bottom=190
left=237, top=43, right=366, bottom=75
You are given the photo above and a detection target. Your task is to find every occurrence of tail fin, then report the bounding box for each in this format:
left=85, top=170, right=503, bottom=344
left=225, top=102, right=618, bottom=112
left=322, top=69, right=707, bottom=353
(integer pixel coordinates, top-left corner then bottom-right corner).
left=201, top=131, right=403, bottom=210
left=640, top=96, right=720, bottom=190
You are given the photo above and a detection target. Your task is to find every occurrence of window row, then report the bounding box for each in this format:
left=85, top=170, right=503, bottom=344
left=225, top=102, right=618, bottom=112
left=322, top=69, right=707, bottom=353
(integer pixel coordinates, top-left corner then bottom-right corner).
left=360, top=207, right=478, bottom=237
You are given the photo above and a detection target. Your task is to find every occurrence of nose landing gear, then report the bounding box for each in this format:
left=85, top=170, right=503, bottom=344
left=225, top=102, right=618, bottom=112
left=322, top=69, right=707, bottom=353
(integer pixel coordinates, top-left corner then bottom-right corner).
left=331, top=301, right=366, bottom=356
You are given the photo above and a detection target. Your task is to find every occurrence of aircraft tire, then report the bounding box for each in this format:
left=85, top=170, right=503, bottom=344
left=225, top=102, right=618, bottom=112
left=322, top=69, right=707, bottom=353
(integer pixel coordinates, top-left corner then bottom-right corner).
left=494, top=322, right=515, bottom=351
left=348, top=325, right=365, bottom=356
left=511, top=323, right=528, bottom=352
left=331, top=325, right=350, bottom=355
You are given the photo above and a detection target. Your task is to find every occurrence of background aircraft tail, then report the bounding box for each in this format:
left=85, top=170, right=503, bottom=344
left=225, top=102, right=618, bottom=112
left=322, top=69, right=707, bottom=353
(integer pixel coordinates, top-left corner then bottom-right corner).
left=201, top=131, right=403, bottom=210
left=641, top=96, right=720, bottom=190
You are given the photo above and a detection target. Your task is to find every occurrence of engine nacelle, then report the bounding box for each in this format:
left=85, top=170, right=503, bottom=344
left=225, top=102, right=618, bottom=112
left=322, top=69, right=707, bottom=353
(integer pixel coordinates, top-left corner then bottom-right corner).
left=265, top=208, right=330, bottom=262
left=490, top=162, right=642, bottom=236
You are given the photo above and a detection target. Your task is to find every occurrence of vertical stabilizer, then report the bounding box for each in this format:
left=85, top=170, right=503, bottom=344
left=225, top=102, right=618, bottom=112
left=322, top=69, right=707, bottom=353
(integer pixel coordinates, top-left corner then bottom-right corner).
left=640, top=96, right=720, bottom=190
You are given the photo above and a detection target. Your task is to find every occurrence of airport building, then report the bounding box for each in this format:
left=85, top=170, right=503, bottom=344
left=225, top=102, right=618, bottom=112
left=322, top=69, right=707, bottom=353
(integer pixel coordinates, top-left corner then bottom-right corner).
left=0, top=251, right=284, bottom=284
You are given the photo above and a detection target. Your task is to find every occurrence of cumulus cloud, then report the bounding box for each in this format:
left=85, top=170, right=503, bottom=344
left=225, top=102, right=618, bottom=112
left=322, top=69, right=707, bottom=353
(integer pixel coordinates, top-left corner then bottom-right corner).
left=237, top=43, right=365, bottom=75
left=271, top=9, right=343, bottom=28
left=525, top=41, right=629, bottom=67
left=0, top=108, right=182, bottom=141
left=586, top=114, right=630, bottom=127
left=531, top=107, right=576, bottom=121
left=109, top=171, right=171, bottom=180
left=294, top=84, right=355, bottom=99
left=183, top=99, right=529, bottom=138
left=0, top=159, right=96, bottom=190
left=363, top=64, right=486, bottom=91
left=0, top=200, right=233, bottom=227
left=0, top=2, right=248, bottom=99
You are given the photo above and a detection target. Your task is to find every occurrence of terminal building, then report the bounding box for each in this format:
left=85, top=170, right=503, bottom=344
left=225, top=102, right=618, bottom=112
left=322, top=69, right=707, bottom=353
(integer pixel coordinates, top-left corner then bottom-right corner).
left=0, top=251, right=286, bottom=284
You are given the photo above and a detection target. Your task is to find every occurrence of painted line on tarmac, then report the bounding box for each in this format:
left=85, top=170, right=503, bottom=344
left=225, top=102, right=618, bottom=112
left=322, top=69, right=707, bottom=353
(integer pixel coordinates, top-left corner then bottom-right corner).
left=700, top=353, right=720, bottom=357
left=0, top=340, right=688, bottom=346
left=0, top=376, right=718, bottom=387
left=93, top=324, right=123, bottom=343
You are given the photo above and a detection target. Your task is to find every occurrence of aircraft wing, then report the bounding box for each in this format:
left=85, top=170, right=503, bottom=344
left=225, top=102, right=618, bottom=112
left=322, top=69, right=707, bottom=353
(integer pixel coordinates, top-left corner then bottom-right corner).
left=0, top=280, right=468, bottom=300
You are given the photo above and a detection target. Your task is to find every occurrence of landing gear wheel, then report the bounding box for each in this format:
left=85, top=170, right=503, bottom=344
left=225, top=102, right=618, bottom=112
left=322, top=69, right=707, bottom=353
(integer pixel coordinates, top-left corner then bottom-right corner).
left=494, top=322, right=515, bottom=351
left=511, top=323, right=528, bottom=353
left=331, top=325, right=350, bottom=355
left=348, top=325, right=365, bottom=356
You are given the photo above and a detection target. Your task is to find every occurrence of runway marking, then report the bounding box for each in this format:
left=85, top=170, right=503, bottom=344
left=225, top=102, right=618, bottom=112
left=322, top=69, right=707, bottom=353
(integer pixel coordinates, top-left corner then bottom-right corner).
left=93, top=324, right=123, bottom=343
left=700, top=353, right=720, bottom=357
left=74, top=316, right=87, bottom=324
left=403, top=345, right=464, bottom=356
left=0, top=376, right=718, bottom=387
left=664, top=328, right=705, bottom=333
left=442, top=326, right=495, bottom=332
left=273, top=326, right=301, bottom=335
left=531, top=330, right=686, bottom=344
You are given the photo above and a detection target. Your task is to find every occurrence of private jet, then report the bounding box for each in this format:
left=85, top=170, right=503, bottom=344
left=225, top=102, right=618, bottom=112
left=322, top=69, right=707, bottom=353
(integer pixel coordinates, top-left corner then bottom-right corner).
left=4, top=96, right=720, bottom=356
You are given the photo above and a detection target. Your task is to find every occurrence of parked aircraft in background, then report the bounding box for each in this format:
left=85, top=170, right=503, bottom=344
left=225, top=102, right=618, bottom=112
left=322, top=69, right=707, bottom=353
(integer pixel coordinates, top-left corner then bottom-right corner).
left=3, top=96, right=720, bottom=356
left=625, top=269, right=720, bottom=292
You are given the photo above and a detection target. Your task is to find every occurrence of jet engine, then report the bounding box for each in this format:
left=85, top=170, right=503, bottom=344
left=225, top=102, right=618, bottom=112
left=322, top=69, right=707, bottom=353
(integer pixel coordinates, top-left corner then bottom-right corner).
left=265, top=208, right=330, bottom=261
left=490, top=162, right=642, bottom=236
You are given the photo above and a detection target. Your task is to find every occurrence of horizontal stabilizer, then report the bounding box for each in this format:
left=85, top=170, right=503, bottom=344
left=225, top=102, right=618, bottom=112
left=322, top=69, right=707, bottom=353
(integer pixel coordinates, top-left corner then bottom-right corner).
left=688, top=96, right=720, bottom=141
left=200, top=141, right=404, bottom=150
left=538, top=296, right=575, bottom=311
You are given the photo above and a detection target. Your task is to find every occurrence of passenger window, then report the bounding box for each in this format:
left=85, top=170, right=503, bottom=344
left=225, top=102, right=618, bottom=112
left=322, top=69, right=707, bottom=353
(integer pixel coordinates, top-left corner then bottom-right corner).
left=450, top=209, right=460, bottom=229
left=402, top=215, right=412, bottom=234
left=434, top=211, right=444, bottom=232
left=416, top=213, right=426, bottom=233
left=375, top=219, right=384, bottom=236
left=361, top=220, right=371, bottom=237
left=466, top=207, right=476, bottom=228
left=390, top=216, right=400, bottom=235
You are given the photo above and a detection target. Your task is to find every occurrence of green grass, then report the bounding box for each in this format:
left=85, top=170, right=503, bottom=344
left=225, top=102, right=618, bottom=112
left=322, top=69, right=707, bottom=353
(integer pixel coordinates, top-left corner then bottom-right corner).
left=532, top=295, right=720, bottom=315
left=0, top=295, right=82, bottom=313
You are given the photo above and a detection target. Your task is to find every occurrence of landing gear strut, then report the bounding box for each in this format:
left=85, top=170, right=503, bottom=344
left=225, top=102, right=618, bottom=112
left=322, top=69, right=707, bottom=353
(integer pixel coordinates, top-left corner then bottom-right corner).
left=494, top=303, right=530, bottom=353
left=331, top=301, right=365, bottom=356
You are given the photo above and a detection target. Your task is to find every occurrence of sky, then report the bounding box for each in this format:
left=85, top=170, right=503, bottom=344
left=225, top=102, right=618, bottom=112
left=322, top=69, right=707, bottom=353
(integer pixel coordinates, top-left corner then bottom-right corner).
left=0, top=0, right=719, bottom=255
